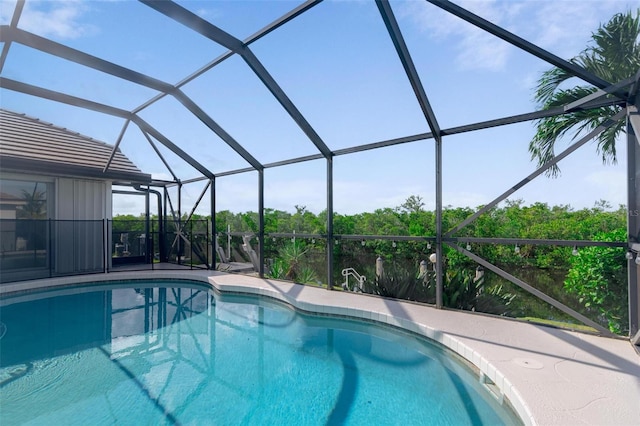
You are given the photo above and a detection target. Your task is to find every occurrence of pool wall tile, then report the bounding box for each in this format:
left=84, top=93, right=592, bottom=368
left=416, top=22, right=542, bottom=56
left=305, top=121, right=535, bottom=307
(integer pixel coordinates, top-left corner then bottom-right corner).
left=424, top=327, right=436, bottom=341
left=487, top=363, right=498, bottom=383
left=480, top=357, right=489, bottom=374
left=442, top=334, right=453, bottom=350
left=464, top=345, right=474, bottom=362
left=495, top=370, right=505, bottom=391
left=472, top=351, right=481, bottom=368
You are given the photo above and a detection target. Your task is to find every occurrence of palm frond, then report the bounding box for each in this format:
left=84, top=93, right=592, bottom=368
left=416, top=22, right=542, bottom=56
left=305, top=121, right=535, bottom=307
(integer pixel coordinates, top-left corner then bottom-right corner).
left=530, top=88, right=624, bottom=176
left=530, top=9, right=639, bottom=176
left=534, top=67, right=576, bottom=106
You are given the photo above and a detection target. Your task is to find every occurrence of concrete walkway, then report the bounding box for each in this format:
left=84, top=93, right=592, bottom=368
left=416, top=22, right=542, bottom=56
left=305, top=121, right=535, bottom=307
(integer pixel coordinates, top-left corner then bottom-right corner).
left=3, top=270, right=639, bottom=425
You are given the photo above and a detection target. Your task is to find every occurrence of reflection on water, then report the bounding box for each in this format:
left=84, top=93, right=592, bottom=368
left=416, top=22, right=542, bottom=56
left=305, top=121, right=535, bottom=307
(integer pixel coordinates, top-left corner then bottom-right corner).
left=0, top=281, right=520, bottom=425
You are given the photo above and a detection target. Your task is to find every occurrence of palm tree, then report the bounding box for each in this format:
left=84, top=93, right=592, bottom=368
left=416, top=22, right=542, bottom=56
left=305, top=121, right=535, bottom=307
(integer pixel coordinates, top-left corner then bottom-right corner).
left=529, top=10, right=640, bottom=177
left=17, top=187, right=47, bottom=219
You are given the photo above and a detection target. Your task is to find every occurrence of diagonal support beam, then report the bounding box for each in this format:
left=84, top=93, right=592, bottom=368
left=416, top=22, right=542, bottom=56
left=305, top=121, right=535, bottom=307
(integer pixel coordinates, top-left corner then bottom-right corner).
left=244, top=0, right=323, bottom=45
left=172, top=90, right=263, bottom=170
left=133, top=1, right=323, bottom=113
left=426, top=0, right=620, bottom=96
left=443, top=98, right=625, bottom=136
left=139, top=0, right=333, bottom=159
left=1, top=26, right=262, bottom=171
left=376, top=0, right=442, bottom=140
left=0, top=77, right=133, bottom=119
left=0, top=0, right=24, bottom=73
left=139, top=129, right=179, bottom=182
left=104, top=120, right=131, bottom=173
left=240, top=49, right=333, bottom=158
left=189, top=97, right=626, bottom=178
left=131, top=116, right=215, bottom=179
left=446, top=109, right=626, bottom=236
left=182, top=180, right=212, bottom=228
left=0, top=26, right=174, bottom=93
left=446, top=242, right=615, bottom=336
left=0, top=77, right=215, bottom=180
left=140, top=0, right=244, bottom=51
left=564, top=77, right=635, bottom=112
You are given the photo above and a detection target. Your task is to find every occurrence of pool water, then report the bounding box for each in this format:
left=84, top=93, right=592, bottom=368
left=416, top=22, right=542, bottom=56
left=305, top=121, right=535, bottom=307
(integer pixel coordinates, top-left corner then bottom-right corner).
left=0, top=281, right=521, bottom=425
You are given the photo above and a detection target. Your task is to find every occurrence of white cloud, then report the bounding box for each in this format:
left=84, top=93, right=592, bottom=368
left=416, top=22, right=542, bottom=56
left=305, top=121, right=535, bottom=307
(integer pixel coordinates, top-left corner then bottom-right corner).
left=399, top=0, right=636, bottom=72
left=527, top=1, right=605, bottom=58
left=455, top=30, right=510, bottom=71
left=17, top=0, right=97, bottom=40
left=399, top=0, right=516, bottom=72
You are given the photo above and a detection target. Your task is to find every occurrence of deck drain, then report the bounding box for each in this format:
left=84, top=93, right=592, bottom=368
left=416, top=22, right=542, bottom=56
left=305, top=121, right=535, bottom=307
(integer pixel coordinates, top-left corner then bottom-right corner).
left=513, top=357, right=543, bottom=369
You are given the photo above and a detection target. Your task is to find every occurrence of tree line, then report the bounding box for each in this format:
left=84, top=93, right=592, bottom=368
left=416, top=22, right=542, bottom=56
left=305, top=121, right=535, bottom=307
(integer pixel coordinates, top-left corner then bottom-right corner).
left=114, top=196, right=628, bottom=333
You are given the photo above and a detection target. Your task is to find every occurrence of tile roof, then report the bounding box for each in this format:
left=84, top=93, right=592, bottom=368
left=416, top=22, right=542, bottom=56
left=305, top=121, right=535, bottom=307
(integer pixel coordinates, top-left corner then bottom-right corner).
left=0, top=109, right=150, bottom=183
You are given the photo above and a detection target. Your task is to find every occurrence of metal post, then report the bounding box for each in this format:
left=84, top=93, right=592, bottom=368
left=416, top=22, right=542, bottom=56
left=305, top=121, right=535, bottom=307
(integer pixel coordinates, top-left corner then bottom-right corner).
left=187, top=219, right=191, bottom=269
left=327, top=156, right=334, bottom=289
left=48, top=218, right=53, bottom=277
left=103, top=218, right=107, bottom=273
left=210, top=177, right=216, bottom=270
left=145, top=186, right=150, bottom=264
left=164, top=187, right=169, bottom=263
left=627, top=108, right=640, bottom=339
left=178, top=183, right=182, bottom=264
left=435, top=138, right=443, bottom=308
left=148, top=187, right=163, bottom=263
left=258, top=170, right=265, bottom=277
left=151, top=220, right=155, bottom=271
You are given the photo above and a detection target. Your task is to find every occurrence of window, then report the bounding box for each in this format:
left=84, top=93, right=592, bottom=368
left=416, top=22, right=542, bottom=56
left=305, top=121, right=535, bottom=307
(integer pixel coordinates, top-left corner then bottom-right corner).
left=0, top=179, right=51, bottom=220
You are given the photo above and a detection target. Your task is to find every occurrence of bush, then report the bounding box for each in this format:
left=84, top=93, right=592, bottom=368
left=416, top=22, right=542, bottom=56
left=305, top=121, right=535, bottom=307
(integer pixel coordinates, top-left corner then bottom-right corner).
left=564, top=228, right=628, bottom=334
left=363, top=263, right=514, bottom=315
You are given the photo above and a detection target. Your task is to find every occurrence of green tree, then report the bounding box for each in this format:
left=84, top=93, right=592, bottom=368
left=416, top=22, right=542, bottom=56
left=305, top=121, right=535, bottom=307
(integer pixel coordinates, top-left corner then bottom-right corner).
left=564, top=228, right=628, bottom=334
left=529, top=10, right=640, bottom=176
left=398, top=195, right=425, bottom=214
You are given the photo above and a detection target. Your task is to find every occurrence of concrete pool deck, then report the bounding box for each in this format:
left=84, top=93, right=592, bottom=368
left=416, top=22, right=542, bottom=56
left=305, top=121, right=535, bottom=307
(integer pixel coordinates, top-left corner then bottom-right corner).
left=2, top=270, right=639, bottom=425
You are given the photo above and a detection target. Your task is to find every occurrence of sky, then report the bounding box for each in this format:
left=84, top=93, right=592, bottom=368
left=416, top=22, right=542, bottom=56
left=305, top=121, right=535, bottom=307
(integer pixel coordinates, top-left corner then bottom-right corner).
left=0, top=0, right=638, bottom=217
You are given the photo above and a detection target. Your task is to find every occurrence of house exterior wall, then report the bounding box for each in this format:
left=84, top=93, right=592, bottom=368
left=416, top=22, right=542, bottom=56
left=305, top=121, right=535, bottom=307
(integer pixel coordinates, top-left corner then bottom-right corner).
left=55, top=178, right=112, bottom=274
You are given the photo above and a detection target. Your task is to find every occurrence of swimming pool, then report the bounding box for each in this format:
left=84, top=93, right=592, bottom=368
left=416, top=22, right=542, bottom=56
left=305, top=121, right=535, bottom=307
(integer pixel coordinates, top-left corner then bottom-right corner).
left=0, top=280, right=521, bottom=425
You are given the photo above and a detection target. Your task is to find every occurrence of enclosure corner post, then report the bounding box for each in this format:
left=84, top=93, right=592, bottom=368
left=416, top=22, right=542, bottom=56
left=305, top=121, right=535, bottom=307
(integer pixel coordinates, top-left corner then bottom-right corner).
left=627, top=104, right=640, bottom=339
left=258, top=170, right=265, bottom=278
left=327, top=156, right=334, bottom=290
left=211, top=177, right=216, bottom=271
left=435, top=137, right=443, bottom=309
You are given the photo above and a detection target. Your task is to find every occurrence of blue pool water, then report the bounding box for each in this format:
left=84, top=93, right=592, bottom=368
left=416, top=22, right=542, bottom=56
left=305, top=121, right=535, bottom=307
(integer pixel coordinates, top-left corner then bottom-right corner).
left=0, top=281, right=521, bottom=425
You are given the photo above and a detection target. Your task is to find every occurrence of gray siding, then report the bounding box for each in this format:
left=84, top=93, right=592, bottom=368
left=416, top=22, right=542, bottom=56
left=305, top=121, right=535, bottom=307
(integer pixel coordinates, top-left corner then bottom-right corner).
left=55, top=179, right=109, bottom=274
